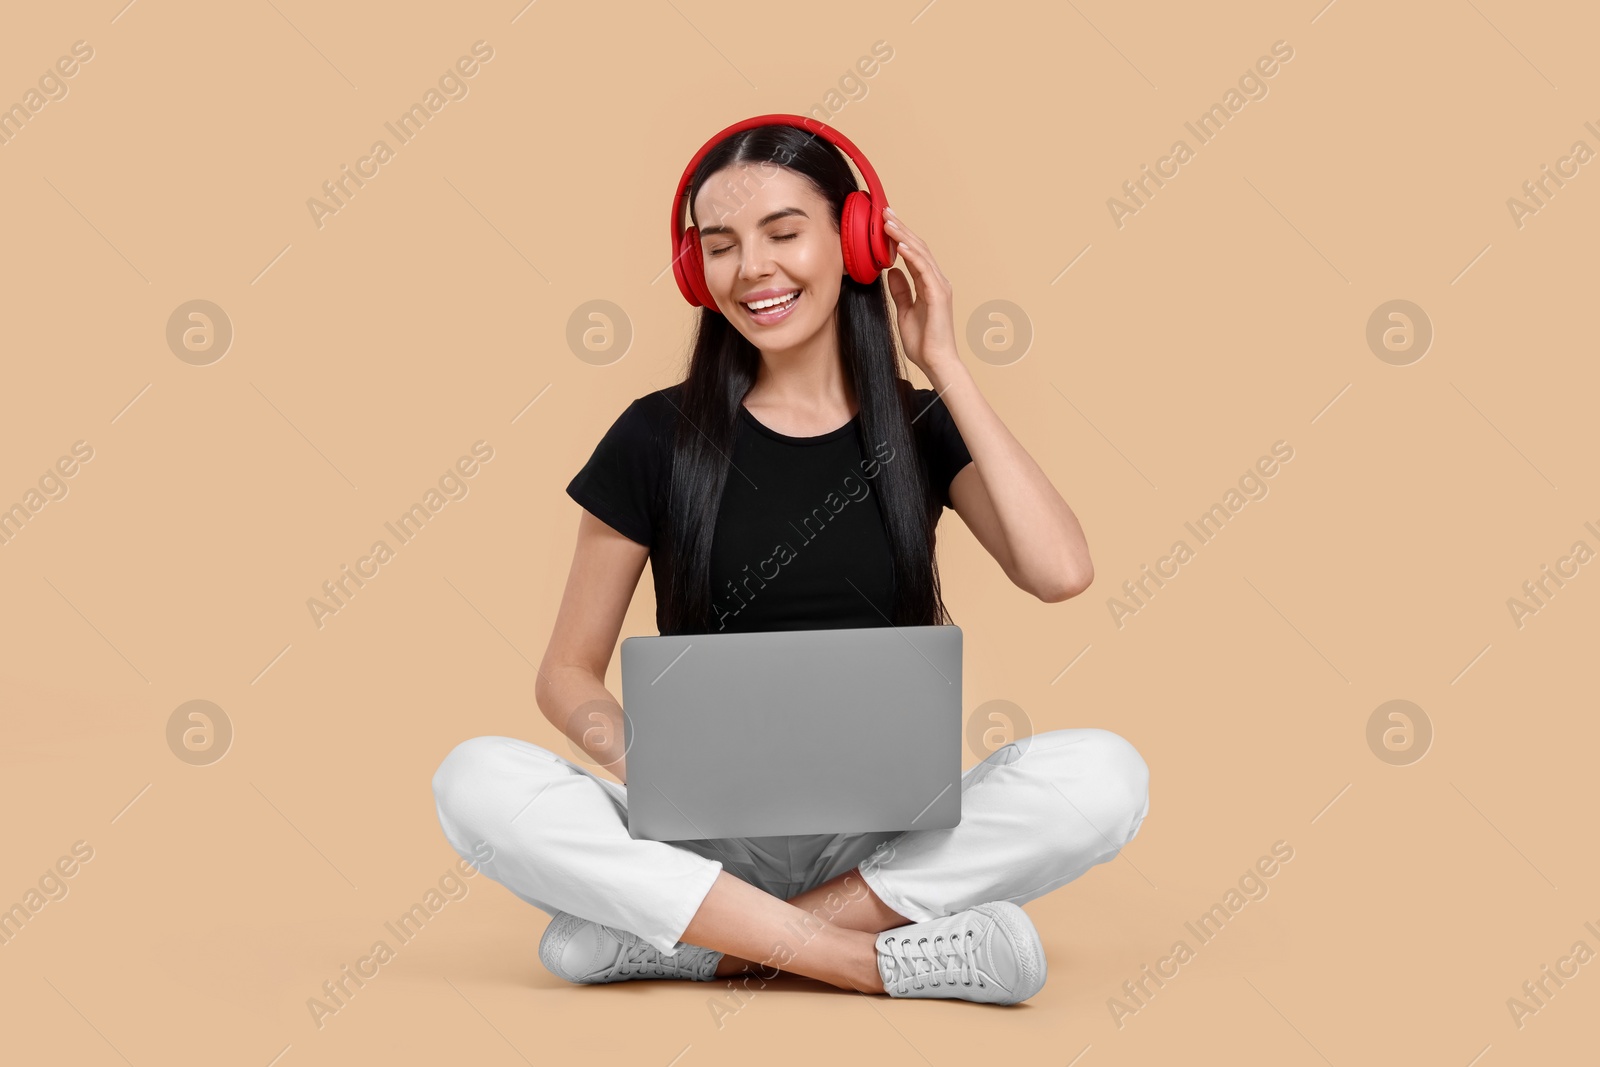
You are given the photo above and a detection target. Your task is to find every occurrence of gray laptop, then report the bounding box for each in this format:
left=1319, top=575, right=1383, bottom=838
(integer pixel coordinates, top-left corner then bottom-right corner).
left=620, top=624, right=963, bottom=841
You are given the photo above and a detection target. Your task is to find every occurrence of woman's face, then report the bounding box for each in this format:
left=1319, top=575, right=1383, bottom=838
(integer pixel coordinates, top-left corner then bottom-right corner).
left=692, top=163, right=842, bottom=354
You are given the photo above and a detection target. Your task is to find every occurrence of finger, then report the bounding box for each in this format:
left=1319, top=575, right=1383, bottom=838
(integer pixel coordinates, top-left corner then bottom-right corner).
left=884, top=215, right=923, bottom=254
left=889, top=229, right=936, bottom=288
left=886, top=222, right=921, bottom=264
left=884, top=266, right=912, bottom=312
left=896, top=244, right=934, bottom=299
left=891, top=232, right=949, bottom=293
left=886, top=219, right=938, bottom=275
left=884, top=213, right=949, bottom=289
left=883, top=208, right=916, bottom=239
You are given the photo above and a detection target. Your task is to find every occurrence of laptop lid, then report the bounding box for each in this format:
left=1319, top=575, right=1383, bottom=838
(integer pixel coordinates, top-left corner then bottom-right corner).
left=620, top=624, right=962, bottom=841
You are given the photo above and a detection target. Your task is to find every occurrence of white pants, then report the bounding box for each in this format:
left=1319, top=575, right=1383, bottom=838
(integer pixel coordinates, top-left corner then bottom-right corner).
left=431, top=727, right=1150, bottom=956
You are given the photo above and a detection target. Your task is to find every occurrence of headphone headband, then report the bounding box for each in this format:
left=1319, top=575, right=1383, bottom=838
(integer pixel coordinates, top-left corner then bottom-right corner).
left=668, top=114, right=892, bottom=308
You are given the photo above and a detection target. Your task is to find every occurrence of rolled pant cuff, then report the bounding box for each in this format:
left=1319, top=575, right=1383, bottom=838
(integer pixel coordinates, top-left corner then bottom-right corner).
left=856, top=861, right=937, bottom=926
left=651, top=858, right=725, bottom=955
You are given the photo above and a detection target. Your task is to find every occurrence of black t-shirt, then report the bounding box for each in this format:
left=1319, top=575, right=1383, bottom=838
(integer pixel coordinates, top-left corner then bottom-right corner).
left=565, top=381, right=973, bottom=635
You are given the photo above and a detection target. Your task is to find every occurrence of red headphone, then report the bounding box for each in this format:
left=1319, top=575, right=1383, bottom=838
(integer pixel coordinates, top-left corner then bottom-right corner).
left=669, top=113, right=893, bottom=310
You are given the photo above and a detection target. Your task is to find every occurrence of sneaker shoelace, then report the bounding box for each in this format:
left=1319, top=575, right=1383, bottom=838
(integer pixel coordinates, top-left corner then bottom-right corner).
left=883, top=928, right=982, bottom=993
left=618, top=937, right=698, bottom=978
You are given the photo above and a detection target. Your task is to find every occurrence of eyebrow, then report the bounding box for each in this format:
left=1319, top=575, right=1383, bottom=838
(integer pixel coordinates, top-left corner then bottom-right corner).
left=698, top=207, right=809, bottom=239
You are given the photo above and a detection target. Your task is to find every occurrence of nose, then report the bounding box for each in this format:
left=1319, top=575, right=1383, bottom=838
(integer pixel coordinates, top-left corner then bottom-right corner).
left=737, top=243, right=773, bottom=282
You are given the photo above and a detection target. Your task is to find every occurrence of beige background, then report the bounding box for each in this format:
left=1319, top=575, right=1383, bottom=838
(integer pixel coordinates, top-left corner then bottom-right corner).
left=2, top=0, right=1595, bottom=1063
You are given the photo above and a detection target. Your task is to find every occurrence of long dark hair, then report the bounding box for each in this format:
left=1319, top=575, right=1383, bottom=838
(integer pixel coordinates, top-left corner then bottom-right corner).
left=658, top=123, right=952, bottom=636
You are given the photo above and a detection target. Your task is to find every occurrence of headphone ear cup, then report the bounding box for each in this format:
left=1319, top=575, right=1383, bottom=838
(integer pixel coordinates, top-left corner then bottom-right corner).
left=674, top=226, right=717, bottom=309
left=865, top=195, right=893, bottom=274
left=839, top=191, right=876, bottom=285
left=671, top=226, right=700, bottom=306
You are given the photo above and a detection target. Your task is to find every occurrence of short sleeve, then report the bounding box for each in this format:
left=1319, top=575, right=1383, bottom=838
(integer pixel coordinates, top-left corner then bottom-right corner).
left=913, top=388, right=974, bottom=511
left=565, top=397, right=663, bottom=546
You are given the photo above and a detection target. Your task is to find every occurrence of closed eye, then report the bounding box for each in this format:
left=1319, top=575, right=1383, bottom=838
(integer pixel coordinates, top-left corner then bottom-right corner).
left=708, top=232, right=799, bottom=257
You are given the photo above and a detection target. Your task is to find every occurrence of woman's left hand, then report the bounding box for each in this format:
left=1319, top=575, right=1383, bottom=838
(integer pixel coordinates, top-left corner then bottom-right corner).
left=882, top=207, right=959, bottom=375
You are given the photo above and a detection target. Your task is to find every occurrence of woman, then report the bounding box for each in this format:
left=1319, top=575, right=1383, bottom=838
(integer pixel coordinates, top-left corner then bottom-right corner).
left=431, top=119, right=1149, bottom=1005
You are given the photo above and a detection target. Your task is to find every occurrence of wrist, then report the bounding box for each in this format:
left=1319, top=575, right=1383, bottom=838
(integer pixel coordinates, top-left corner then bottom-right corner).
left=921, top=350, right=968, bottom=391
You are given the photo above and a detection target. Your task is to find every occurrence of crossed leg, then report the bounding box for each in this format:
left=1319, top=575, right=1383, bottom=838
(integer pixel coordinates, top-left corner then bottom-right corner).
left=434, top=727, right=1148, bottom=993
left=685, top=869, right=894, bottom=989
left=690, top=728, right=1150, bottom=986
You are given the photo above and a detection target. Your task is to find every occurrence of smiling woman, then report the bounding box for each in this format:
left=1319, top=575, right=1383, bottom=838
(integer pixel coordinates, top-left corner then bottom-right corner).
left=698, top=205, right=818, bottom=323
left=644, top=119, right=951, bottom=638
left=432, top=115, right=1136, bottom=1009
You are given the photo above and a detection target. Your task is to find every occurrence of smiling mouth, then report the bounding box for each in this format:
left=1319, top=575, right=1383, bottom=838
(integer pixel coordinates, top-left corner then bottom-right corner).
left=742, top=290, right=801, bottom=324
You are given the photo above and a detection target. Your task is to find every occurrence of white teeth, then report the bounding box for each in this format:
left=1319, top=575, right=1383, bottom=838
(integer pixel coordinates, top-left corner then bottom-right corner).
left=744, top=291, right=798, bottom=311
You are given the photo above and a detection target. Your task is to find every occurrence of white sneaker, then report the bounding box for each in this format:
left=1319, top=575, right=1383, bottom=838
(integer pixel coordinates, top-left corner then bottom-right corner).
left=875, top=901, right=1047, bottom=1004
left=538, top=911, right=724, bottom=984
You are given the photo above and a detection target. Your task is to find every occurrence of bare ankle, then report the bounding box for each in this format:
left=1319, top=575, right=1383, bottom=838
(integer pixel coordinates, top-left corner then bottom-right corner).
left=713, top=953, right=757, bottom=978
left=846, top=931, right=887, bottom=994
